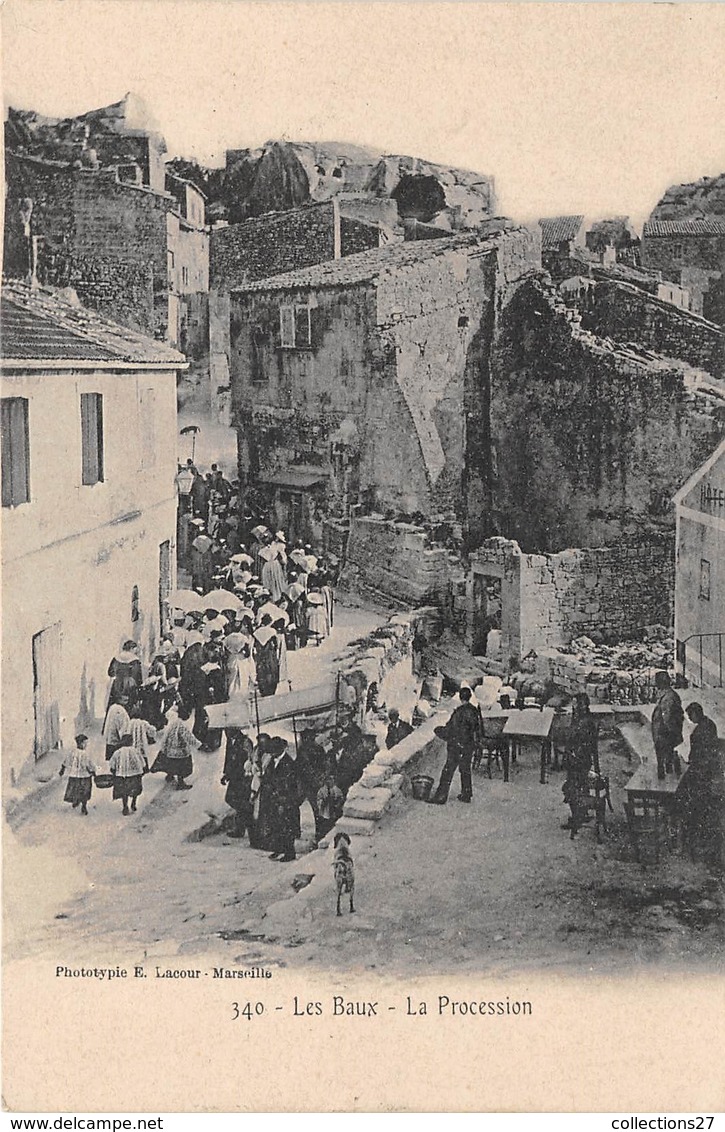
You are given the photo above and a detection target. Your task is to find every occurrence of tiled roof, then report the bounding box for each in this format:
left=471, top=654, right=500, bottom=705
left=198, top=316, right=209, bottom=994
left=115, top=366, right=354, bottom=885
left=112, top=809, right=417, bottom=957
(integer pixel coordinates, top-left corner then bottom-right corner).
left=538, top=215, right=585, bottom=249
left=643, top=218, right=725, bottom=238
left=231, top=231, right=497, bottom=293
left=1, top=281, right=186, bottom=365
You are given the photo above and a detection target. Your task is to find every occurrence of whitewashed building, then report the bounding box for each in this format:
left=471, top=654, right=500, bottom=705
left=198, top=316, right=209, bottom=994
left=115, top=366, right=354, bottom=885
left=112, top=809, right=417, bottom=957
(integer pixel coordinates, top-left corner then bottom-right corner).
left=1, top=281, right=185, bottom=785
left=673, top=437, right=725, bottom=689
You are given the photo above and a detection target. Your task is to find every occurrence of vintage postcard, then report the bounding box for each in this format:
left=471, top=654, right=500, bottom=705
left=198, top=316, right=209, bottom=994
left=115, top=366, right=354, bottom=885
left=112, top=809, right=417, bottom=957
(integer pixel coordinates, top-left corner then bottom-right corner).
left=2, top=0, right=724, bottom=1115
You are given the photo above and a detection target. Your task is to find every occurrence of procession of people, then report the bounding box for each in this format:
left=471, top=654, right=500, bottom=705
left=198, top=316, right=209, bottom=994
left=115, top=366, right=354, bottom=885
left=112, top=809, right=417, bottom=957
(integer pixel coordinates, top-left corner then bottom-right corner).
left=62, top=461, right=363, bottom=859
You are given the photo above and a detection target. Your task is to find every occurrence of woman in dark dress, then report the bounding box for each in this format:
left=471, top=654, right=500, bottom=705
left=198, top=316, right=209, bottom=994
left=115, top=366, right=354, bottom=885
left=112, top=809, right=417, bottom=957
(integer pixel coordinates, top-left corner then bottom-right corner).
left=249, top=734, right=275, bottom=850
left=253, top=617, right=280, bottom=697
left=106, top=641, right=143, bottom=714
left=221, top=729, right=254, bottom=839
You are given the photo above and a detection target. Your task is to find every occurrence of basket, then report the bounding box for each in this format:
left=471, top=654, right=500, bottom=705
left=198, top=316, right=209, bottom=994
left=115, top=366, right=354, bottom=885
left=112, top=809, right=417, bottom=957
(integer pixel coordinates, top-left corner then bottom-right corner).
left=94, top=774, right=115, bottom=789
left=410, top=774, right=434, bottom=802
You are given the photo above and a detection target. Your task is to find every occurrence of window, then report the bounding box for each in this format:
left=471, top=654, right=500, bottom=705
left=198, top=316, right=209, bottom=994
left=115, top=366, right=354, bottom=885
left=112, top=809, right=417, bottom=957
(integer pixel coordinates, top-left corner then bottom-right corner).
left=700, top=559, right=711, bottom=601
left=672, top=242, right=684, bottom=260
left=80, top=393, right=104, bottom=485
left=280, top=303, right=313, bottom=349
left=182, top=265, right=189, bottom=287
left=131, top=585, right=140, bottom=623
left=1, top=397, right=30, bottom=507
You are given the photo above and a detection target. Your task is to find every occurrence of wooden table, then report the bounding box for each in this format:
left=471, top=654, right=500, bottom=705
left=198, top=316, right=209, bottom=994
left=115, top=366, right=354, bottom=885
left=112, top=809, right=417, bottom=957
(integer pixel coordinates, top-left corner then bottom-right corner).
left=502, top=708, right=556, bottom=784
left=625, top=763, right=688, bottom=859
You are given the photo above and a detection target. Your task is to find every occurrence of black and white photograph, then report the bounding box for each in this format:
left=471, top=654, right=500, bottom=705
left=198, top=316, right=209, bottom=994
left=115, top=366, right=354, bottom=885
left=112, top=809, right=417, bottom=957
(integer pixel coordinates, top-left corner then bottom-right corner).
left=2, top=0, right=724, bottom=1114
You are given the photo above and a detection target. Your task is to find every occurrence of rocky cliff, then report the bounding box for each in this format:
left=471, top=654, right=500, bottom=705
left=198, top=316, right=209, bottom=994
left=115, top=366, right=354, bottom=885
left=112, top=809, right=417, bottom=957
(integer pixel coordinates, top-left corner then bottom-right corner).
left=649, top=173, right=725, bottom=221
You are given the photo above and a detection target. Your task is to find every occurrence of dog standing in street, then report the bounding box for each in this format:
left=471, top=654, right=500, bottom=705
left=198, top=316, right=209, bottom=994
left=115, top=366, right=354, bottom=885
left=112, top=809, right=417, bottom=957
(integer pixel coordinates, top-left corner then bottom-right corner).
left=333, top=831, right=355, bottom=916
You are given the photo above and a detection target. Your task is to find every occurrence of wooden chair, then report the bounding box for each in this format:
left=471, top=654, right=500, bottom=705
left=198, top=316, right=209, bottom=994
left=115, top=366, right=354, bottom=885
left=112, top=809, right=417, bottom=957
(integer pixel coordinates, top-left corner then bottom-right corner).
left=624, top=791, right=671, bottom=864
left=473, top=717, right=509, bottom=781
left=581, top=772, right=613, bottom=841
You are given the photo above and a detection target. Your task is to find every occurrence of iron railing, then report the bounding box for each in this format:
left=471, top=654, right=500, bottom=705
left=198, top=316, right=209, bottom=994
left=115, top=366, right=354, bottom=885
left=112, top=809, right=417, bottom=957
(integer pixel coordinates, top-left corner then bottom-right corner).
left=677, top=632, right=725, bottom=689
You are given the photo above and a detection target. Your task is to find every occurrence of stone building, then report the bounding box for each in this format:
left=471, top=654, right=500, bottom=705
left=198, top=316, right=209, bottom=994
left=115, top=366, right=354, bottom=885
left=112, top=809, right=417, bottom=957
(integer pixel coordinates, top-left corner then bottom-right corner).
left=489, top=276, right=725, bottom=555
left=673, top=437, right=725, bottom=689
left=538, top=214, right=585, bottom=278
left=585, top=216, right=639, bottom=261
left=228, top=226, right=537, bottom=545
left=1, top=281, right=184, bottom=786
left=641, top=218, right=725, bottom=324
left=209, top=200, right=389, bottom=424
left=4, top=98, right=210, bottom=349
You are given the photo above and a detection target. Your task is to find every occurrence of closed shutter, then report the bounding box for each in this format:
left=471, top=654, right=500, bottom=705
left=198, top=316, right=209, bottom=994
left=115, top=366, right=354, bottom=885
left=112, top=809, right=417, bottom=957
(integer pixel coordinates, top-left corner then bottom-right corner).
left=295, top=304, right=311, bottom=347
left=81, top=393, right=104, bottom=485
left=1, top=397, right=30, bottom=507
left=280, top=305, right=295, bottom=348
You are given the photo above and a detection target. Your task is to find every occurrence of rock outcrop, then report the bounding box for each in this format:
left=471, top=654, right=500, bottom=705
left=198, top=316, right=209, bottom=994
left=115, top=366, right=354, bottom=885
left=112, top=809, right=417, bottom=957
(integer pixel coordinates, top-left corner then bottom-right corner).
left=649, top=173, right=725, bottom=221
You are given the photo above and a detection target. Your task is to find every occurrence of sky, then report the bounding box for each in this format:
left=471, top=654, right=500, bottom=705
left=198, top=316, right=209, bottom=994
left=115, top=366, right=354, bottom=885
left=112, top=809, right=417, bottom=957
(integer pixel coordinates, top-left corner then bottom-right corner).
left=2, top=1, right=725, bottom=226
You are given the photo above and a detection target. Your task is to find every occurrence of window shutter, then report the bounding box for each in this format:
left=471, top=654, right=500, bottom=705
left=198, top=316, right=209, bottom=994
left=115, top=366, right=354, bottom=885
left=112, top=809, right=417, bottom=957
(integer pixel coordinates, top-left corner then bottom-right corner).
left=81, top=393, right=104, bottom=485
left=295, top=304, right=312, bottom=347
left=280, top=305, right=295, bottom=348
left=1, top=397, right=30, bottom=507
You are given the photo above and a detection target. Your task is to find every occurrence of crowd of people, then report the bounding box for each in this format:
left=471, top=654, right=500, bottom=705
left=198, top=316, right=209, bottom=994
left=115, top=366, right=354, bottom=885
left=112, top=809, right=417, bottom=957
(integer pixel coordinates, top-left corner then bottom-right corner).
left=58, top=468, right=368, bottom=856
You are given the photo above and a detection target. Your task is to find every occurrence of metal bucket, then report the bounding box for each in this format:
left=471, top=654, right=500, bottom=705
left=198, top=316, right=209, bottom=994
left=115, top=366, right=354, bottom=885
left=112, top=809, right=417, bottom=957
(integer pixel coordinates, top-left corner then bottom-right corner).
left=411, top=774, right=434, bottom=802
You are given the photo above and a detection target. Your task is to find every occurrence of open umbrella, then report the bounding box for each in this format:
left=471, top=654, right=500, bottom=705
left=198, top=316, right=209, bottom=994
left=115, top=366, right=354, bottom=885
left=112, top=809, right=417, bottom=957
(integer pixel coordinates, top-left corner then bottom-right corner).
left=180, top=424, right=200, bottom=463
left=169, top=588, right=206, bottom=613
left=202, top=589, right=243, bottom=612
left=258, top=601, right=289, bottom=626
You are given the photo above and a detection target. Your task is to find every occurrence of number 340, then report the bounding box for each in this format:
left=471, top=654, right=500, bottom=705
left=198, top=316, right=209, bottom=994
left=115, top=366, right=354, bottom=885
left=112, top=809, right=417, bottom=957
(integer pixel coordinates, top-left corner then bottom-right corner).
left=232, top=1001, right=265, bottom=1020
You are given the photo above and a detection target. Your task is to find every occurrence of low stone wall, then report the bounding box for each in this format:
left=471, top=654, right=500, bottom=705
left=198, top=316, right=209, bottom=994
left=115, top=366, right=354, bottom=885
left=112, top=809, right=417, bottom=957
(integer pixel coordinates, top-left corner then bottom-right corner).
left=468, top=536, right=675, bottom=665
left=340, top=515, right=465, bottom=611
left=534, top=647, right=670, bottom=705
left=335, top=713, right=449, bottom=836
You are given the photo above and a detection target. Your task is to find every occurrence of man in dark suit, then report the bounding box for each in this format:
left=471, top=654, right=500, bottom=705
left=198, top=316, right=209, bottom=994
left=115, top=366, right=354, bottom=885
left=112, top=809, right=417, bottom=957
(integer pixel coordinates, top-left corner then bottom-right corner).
left=385, top=708, right=413, bottom=750
left=651, top=671, right=684, bottom=780
left=430, top=687, right=482, bottom=804
left=268, top=738, right=301, bottom=862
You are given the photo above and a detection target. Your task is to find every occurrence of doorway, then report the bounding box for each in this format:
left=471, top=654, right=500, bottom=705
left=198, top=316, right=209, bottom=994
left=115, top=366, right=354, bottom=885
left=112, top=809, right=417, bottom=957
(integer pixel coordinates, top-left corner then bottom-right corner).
left=472, top=573, right=502, bottom=656
left=32, top=623, right=62, bottom=760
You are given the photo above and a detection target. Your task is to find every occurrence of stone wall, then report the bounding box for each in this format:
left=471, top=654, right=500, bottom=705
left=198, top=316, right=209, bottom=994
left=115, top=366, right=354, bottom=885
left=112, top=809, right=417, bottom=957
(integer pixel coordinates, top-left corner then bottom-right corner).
left=5, top=153, right=173, bottom=338
left=210, top=201, right=338, bottom=289
left=340, top=217, right=381, bottom=257
left=489, top=278, right=725, bottom=553
left=467, top=536, right=674, bottom=665
left=580, top=279, right=725, bottom=379
left=341, top=516, right=465, bottom=607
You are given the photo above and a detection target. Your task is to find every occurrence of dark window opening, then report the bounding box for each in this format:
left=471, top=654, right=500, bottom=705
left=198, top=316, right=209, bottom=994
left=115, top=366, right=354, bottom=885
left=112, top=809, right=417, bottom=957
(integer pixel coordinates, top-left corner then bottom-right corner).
left=131, top=584, right=140, bottom=622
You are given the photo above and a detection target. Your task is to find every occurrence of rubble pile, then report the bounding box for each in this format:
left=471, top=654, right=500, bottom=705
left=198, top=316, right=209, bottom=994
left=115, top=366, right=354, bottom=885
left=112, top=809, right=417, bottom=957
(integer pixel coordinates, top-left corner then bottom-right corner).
left=536, top=626, right=675, bottom=704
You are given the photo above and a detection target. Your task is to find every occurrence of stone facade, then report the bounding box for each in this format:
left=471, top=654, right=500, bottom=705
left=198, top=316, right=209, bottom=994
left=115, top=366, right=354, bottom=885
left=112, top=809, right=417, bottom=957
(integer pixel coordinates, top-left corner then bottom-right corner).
left=228, top=227, right=538, bottom=539
left=579, top=278, right=725, bottom=379
left=641, top=220, right=725, bottom=324
left=488, top=278, right=725, bottom=554
left=341, top=516, right=465, bottom=607
left=210, top=202, right=340, bottom=291
left=4, top=151, right=208, bottom=346
left=467, top=536, right=675, bottom=665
